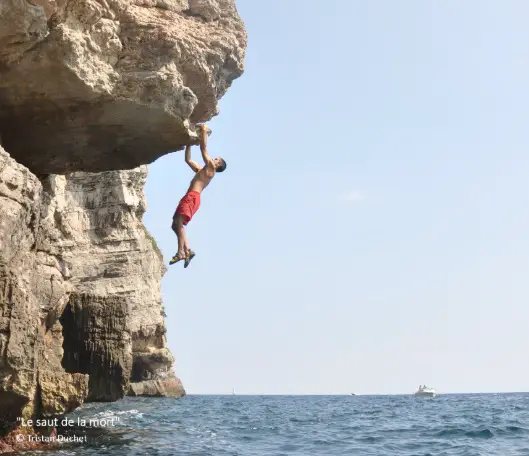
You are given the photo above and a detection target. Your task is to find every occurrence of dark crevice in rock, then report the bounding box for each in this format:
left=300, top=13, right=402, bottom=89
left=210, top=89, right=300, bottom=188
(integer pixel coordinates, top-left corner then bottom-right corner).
left=182, top=9, right=207, bottom=20
left=131, top=352, right=168, bottom=382
left=59, top=293, right=131, bottom=402
left=34, top=372, right=43, bottom=420
left=0, top=391, right=28, bottom=435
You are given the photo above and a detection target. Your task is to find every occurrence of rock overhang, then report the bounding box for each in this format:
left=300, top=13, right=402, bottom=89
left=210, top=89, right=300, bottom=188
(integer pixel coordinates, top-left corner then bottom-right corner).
left=0, top=0, right=246, bottom=174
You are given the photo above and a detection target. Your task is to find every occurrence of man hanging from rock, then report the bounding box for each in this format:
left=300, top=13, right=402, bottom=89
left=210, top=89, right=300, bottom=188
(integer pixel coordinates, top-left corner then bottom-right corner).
left=169, top=124, right=227, bottom=268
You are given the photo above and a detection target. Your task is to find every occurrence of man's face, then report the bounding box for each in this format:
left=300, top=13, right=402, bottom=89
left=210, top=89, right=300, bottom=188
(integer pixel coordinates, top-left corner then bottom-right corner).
left=213, top=157, right=222, bottom=168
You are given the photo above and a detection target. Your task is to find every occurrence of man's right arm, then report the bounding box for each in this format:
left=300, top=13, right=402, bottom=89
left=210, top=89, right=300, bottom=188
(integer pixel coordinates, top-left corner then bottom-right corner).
left=185, top=144, right=200, bottom=173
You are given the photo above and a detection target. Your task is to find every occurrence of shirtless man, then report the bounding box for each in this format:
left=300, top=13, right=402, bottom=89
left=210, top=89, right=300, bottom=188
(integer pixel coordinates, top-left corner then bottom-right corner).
left=169, top=124, right=227, bottom=268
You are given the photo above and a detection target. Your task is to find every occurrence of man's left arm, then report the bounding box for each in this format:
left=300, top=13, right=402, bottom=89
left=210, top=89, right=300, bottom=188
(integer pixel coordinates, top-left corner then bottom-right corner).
left=198, top=124, right=215, bottom=174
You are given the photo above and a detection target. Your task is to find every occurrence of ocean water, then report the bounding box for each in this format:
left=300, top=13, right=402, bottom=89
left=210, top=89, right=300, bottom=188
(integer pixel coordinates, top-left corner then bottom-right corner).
left=17, top=394, right=529, bottom=456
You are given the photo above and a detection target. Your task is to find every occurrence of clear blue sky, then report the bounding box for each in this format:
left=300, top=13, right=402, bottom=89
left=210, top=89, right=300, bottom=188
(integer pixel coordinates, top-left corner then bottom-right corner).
left=145, top=0, right=529, bottom=395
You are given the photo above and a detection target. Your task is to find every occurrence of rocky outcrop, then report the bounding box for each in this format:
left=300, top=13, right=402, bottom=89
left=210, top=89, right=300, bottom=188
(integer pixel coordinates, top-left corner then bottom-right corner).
left=0, top=0, right=246, bottom=174
left=39, top=166, right=183, bottom=399
left=0, top=0, right=246, bottom=437
left=0, top=144, right=184, bottom=432
left=0, top=146, right=89, bottom=430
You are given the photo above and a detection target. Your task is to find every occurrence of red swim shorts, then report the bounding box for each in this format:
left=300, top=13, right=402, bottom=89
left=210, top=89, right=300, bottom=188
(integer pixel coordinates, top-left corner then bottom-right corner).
left=174, top=191, right=201, bottom=225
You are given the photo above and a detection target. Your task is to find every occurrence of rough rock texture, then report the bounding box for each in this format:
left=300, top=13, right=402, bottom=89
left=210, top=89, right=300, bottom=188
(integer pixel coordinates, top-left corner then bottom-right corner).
left=39, top=167, right=184, bottom=399
left=0, top=146, right=89, bottom=430
left=0, top=145, right=184, bottom=432
left=0, top=0, right=245, bottom=438
left=0, top=0, right=246, bottom=174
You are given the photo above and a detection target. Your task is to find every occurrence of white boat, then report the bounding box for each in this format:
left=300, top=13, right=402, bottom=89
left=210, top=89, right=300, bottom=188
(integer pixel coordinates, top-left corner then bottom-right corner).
left=414, top=385, right=436, bottom=397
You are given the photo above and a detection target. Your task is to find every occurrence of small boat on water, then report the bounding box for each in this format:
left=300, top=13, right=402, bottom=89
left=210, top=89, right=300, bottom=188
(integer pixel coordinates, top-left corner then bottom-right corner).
left=414, top=385, right=437, bottom=397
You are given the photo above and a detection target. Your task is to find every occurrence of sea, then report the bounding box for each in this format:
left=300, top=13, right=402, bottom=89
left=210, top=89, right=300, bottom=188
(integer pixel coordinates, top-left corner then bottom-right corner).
left=15, top=393, right=529, bottom=456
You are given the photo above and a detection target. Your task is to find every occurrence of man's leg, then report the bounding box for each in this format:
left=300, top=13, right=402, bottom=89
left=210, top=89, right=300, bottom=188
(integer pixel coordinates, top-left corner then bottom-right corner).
left=170, top=215, right=187, bottom=264
left=184, top=243, right=196, bottom=268
left=182, top=236, right=190, bottom=256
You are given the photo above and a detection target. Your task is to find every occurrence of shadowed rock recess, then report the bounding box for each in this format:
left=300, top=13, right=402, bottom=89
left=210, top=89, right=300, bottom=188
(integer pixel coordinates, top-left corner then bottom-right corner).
left=0, top=0, right=246, bottom=434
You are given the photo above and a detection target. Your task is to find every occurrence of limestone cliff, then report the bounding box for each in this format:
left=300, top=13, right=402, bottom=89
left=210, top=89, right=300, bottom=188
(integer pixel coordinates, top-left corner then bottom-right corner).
left=40, top=167, right=183, bottom=399
left=0, top=145, right=184, bottom=431
left=0, top=0, right=246, bottom=435
left=0, top=0, right=246, bottom=174
left=0, top=146, right=90, bottom=428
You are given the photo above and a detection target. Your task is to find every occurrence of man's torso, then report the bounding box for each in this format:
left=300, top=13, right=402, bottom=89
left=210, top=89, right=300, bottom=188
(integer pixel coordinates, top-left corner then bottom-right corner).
left=188, top=166, right=214, bottom=193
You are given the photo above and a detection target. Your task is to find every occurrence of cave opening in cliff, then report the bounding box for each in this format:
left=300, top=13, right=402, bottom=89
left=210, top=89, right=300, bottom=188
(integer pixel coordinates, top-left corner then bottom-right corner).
left=59, top=300, right=90, bottom=376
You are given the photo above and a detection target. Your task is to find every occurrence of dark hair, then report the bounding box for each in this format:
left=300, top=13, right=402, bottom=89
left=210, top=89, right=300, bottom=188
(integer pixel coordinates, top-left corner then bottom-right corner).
left=216, top=158, right=227, bottom=173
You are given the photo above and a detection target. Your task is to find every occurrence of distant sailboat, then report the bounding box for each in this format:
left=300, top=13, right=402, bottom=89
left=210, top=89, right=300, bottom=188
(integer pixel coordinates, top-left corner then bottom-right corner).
left=232, top=388, right=235, bottom=395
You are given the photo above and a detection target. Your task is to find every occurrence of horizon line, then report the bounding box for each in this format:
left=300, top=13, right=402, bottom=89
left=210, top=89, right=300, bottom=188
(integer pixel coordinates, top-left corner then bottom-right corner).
left=181, top=391, right=529, bottom=396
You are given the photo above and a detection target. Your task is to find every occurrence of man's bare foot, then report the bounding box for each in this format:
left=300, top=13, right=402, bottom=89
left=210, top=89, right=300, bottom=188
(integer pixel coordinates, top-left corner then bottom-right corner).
left=184, top=250, right=196, bottom=268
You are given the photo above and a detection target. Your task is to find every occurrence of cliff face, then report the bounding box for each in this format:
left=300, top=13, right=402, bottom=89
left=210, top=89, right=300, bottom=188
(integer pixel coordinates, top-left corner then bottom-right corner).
left=0, top=0, right=246, bottom=433
left=0, top=146, right=90, bottom=427
left=0, top=145, right=184, bottom=429
left=40, top=168, right=183, bottom=398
